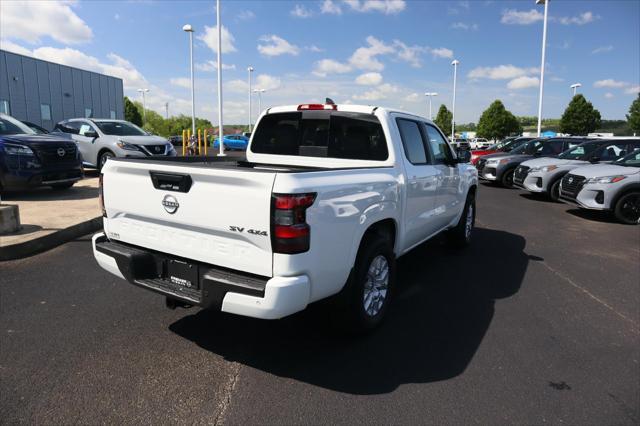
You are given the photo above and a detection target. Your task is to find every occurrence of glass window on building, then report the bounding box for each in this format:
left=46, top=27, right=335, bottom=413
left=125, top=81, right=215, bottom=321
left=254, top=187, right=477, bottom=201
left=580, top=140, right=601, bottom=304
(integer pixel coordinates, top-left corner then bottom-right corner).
left=110, top=110, right=116, bottom=119
left=0, top=99, right=10, bottom=115
left=85, top=108, right=93, bottom=118
left=40, top=104, right=52, bottom=121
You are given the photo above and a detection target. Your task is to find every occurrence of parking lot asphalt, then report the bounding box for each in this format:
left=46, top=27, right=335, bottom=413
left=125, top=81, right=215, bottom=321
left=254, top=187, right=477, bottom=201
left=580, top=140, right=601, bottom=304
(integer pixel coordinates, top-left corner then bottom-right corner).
left=1, top=182, right=638, bottom=425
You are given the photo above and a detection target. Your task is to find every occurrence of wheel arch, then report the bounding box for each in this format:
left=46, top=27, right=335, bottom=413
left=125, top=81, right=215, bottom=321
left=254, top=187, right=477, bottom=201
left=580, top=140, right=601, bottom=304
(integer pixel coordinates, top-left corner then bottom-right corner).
left=611, top=183, right=640, bottom=210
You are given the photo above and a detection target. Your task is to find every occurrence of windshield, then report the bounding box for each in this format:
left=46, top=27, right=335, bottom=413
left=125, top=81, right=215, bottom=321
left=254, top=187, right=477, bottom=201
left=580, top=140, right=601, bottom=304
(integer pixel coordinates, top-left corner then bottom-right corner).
left=615, top=149, right=640, bottom=167
left=0, top=115, right=36, bottom=135
left=558, top=142, right=601, bottom=160
left=95, top=121, right=147, bottom=136
left=510, top=139, right=543, bottom=155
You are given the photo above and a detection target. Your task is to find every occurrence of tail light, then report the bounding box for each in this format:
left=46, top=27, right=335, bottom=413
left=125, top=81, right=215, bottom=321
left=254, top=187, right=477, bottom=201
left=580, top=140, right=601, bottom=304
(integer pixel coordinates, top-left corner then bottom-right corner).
left=297, top=104, right=337, bottom=111
left=271, top=193, right=316, bottom=254
left=98, top=173, right=106, bottom=217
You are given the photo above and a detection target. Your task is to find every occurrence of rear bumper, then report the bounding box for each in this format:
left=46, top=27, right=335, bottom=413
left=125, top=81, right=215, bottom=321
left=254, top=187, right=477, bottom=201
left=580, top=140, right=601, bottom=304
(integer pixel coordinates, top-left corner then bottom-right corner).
left=91, top=233, right=309, bottom=319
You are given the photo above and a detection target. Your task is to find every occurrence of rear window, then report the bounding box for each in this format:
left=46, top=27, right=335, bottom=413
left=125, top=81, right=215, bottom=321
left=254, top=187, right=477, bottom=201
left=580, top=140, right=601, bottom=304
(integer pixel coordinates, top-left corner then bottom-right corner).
left=251, top=111, right=388, bottom=161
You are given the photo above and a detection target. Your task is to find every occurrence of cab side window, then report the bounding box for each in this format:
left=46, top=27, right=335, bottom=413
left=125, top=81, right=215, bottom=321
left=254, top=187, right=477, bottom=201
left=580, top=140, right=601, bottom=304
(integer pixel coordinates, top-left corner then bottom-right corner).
left=78, top=123, right=96, bottom=137
left=423, top=124, right=453, bottom=164
left=397, top=118, right=427, bottom=164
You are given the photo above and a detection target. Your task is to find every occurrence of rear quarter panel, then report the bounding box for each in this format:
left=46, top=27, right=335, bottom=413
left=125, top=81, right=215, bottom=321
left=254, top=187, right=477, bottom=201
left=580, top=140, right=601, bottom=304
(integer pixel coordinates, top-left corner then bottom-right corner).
left=272, top=168, right=401, bottom=302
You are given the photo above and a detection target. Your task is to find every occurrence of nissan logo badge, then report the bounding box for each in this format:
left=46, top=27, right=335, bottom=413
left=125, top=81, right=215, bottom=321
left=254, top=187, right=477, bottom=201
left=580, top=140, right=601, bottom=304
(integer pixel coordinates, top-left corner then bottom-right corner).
left=57, top=148, right=66, bottom=157
left=162, top=194, right=179, bottom=214
left=568, top=177, right=573, bottom=184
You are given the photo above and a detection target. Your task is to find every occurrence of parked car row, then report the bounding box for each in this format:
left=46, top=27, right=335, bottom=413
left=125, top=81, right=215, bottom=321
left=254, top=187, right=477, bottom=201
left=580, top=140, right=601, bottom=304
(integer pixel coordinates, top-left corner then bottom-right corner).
left=472, top=135, right=640, bottom=224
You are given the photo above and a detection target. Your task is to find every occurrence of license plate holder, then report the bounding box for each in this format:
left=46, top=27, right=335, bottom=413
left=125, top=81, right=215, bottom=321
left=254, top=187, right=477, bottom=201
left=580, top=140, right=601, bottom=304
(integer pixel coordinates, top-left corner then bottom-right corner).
left=167, top=259, right=199, bottom=290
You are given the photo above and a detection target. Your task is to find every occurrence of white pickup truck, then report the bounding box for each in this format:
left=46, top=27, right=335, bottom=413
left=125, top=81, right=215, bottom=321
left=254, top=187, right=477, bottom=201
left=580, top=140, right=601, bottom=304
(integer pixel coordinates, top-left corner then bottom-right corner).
left=93, top=103, right=478, bottom=331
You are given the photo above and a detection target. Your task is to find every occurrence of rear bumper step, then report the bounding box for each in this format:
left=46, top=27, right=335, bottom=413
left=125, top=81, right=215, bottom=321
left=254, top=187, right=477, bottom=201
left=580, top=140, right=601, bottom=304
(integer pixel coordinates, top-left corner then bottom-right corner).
left=92, top=233, right=310, bottom=319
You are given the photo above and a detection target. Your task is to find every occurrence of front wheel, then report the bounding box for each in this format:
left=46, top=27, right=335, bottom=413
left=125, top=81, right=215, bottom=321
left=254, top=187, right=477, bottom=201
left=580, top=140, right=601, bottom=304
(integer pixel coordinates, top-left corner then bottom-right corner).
left=337, top=234, right=396, bottom=333
left=446, top=192, right=475, bottom=247
left=98, top=151, right=115, bottom=171
left=614, top=192, right=640, bottom=225
left=501, top=168, right=515, bottom=188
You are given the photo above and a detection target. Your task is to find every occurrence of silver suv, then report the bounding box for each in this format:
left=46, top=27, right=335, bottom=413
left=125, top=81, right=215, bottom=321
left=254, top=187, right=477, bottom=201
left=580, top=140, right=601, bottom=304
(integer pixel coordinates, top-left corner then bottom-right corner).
left=53, top=119, right=176, bottom=169
left=559, top=149, right=640, bottom=224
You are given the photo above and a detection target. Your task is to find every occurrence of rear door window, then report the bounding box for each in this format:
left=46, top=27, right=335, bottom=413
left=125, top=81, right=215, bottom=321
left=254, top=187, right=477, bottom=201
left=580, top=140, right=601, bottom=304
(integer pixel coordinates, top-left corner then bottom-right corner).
left=251, top=111, right=388, bottom=161
left=396, top=119, right=427, bottom=164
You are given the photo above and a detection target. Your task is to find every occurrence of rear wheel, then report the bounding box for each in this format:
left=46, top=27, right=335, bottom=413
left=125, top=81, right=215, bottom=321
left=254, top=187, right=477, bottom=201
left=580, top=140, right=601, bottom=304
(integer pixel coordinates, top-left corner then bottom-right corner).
left=501, top=168, right=515, bottom=188
left=614, top=192, right=640, bottom=225
left=336, top=234, right=396, bottom=333
left=549, top=179, right=561, bottom=202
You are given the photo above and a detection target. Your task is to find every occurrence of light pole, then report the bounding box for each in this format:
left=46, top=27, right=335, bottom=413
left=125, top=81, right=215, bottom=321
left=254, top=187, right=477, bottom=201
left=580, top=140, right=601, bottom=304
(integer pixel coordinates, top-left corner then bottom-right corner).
left=182, top=24, right=196, bottom=137
left=451, top=60, right=459, bottom=142
left=137, top=88, right=149, bottom=127
left=570, top=83, right=582, bottom=96
left=248, top=66, right=254, bottom=132
left=164, top=102, right=169, bottom=119
left=425, top=92, right=438, bottom=120
left=216, top=0, right=225, bottom=156
left=536, top=0, right=549, bottom=137
left=253, top=88, right=266, bottom=115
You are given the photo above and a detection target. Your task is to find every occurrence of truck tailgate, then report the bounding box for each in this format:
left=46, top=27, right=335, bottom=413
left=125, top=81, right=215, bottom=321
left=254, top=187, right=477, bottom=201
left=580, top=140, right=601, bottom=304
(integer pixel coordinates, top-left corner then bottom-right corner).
left=102, top=160, right=276, bottom=277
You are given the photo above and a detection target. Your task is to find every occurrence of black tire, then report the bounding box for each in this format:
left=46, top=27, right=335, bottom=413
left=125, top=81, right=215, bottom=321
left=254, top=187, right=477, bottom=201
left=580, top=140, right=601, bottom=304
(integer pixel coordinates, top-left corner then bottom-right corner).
left=336, top=234, right=396, bottom=333
left=548, top=179, right=561, bottom=202
left=501, top=168, right=515, bottom=188
left=446, top=192, right=476, bottom=248
left=98, top=151, right=115, bottom=171
left=614, top=192, right=640, bottom=225
left=51, top=182, right=75, bottom=190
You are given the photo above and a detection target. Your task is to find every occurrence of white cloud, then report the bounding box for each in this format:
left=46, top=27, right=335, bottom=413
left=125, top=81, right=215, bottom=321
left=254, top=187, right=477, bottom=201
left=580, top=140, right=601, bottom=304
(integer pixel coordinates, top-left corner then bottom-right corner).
left=507, top=76, right=539, bottom=90
left=343, top=0, right=406, bottom=14
left=237, top=10, right=255, bottom=21
left=197, top=25, right=237, bottom=54
left=594, top=79, right=628, bottom=89
left=114, top=14, right=120, bottom=21
left=624, top=86, right=640, bottom=95
left=451, top=22, right=478, bottom=30
left=313, top=59, right=352, bottom=77
left=353, top=83, right=398, bottom=101
left=226, top=74, right=281, bottom=94
left=306, top=45, right=325, bottom=53
left=468, top=65, right=537, bottom=80
left=321, top=0, right=342, bottom=15
left=429, top=47, right=454, bottom=59
left=404, top=92, right=421, bottom=102
left=257, top=35, right=300, bottom=57
left=592, top=45, right=613, bottom=54
left=355, top=72, right=383, bottom=86
left=170, top=78, right=191, bottom=89
left=0, top=0, right=93, bottom=44
left=604, top=92, right=614, bottom=99
left=291, top=4, right=313, bottom=18
left=256, top=74, right=282, bottom=91
left=501, top=9, right=543, bottom=25
left=559, top=11, right=598, bottom=25
left=0, top=39, right=32, bottom=56
left=394, top=41, right=426, bottom=67
left=195, top=61, right=236, bottom=72
left=349, top=36, right=394, bottom=71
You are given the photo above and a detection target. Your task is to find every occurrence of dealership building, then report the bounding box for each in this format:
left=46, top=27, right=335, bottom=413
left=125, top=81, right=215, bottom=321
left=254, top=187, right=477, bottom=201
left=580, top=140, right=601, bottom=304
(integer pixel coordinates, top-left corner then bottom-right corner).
left=0, top=49, right=124, bottom=131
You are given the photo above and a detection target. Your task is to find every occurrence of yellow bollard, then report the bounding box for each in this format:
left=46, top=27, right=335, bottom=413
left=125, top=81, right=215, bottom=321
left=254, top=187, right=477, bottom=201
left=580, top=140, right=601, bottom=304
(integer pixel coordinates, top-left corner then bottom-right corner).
left=182, top=129, right=186, bottom=156
left=198, top=129, right=202, bottom=156
left=203, top=129, right=208, bottom=156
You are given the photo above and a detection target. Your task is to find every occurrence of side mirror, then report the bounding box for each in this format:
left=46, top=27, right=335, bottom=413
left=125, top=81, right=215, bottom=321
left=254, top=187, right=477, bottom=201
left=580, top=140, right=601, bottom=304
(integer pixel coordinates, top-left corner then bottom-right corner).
left=457, top=149, right=472, bottom=163
left=84, top=130, right=98, bottom=139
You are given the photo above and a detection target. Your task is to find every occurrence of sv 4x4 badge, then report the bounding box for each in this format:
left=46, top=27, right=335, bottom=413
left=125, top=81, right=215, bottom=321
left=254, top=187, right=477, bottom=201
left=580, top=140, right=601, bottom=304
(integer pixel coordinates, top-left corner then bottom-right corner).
left=229, top=226, right=268, bottom=236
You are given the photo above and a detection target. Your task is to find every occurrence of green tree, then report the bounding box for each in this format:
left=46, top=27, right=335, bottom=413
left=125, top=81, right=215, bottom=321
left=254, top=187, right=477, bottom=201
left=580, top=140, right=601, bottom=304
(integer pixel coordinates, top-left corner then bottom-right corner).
left=626, top=93, right=640, bottom=134
left=476, top=100, right=522, bottom=140
left=559, top=94, right=602, bottom=135
left=434, top=104, right=452, bottom=136
left=124, top=96, right=142, bottom=127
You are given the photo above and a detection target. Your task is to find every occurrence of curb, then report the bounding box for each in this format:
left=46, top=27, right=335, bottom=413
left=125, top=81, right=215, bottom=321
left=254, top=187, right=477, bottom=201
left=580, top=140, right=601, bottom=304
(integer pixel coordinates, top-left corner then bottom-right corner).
left=0, top=216, right=102, bottom=261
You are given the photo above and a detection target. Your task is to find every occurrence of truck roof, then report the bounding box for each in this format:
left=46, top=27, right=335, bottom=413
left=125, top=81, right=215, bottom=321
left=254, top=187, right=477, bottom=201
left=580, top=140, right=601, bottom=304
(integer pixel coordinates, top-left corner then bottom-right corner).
left=265, top=103, right=434, bottom=124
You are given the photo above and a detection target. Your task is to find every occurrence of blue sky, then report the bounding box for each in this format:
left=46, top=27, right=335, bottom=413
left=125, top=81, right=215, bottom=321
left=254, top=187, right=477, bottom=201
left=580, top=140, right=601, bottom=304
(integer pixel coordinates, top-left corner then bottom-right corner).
left=1, top=0, right=638, bottom=124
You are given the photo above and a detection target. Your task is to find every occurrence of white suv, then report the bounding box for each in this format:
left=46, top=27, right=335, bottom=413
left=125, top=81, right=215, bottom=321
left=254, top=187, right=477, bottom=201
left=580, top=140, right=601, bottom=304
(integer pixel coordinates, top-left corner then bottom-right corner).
left=53, top=119, right=176, bottom=169
left=470, top=138, right=491, bottom=149
left=559, top=150, right=640, bottom=224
